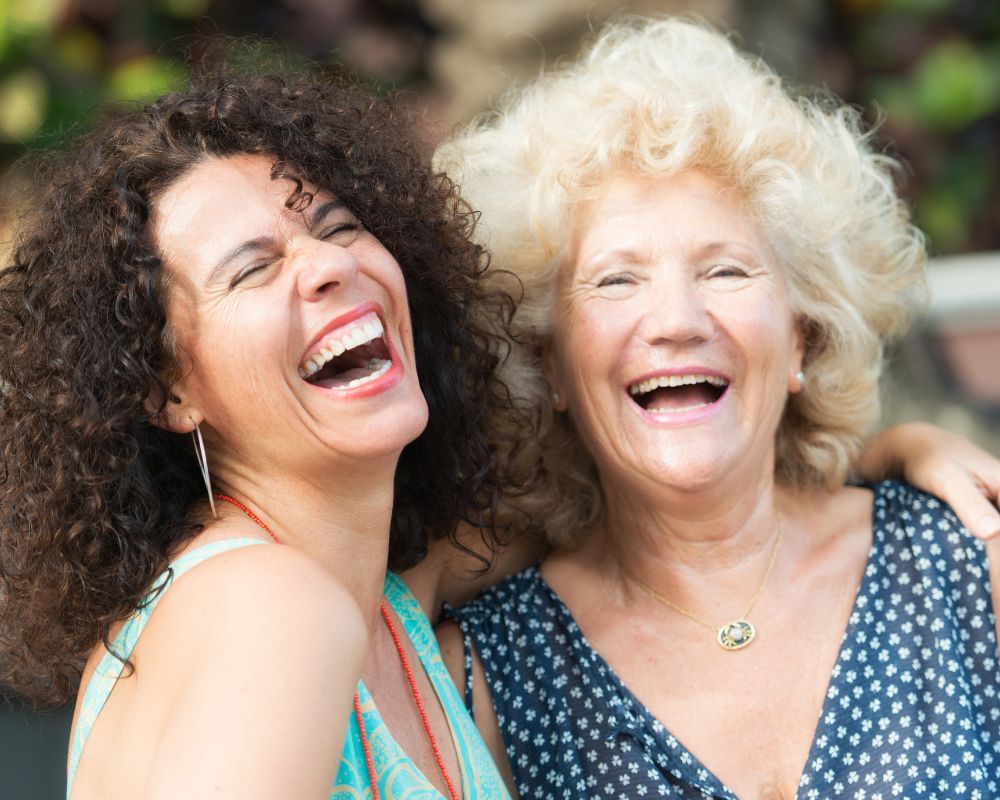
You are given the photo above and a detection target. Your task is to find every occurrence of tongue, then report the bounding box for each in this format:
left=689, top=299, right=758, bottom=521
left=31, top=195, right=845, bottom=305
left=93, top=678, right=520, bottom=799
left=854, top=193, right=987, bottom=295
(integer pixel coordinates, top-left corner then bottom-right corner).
left=644, top=384, right=717, bottom=411
left=312, top=364, right=377, bottom=390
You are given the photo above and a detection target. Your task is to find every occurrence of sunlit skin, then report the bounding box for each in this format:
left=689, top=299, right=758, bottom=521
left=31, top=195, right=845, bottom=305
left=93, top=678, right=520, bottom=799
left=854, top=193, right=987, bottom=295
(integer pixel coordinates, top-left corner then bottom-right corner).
left=155, top=154, right=429, bottom=487
left=544, top=170, right=804, bottom=515
left=67, top=154, right=460, bottom=800
left=475, top=170, right=1000, bottom=798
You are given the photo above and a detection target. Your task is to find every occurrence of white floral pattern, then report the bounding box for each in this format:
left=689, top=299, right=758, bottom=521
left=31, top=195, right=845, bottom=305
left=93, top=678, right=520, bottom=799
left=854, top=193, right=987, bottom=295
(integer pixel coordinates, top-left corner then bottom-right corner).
left=447, top=482, right=1000, bottom=799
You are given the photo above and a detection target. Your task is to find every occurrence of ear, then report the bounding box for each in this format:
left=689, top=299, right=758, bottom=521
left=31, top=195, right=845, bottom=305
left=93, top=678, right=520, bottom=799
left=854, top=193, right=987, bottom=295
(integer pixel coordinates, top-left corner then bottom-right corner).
left=788, top=316, right=807, bottom=394
left=541, top=338, right=568, bottom=412
left=144, top=376, right=201, bottom=434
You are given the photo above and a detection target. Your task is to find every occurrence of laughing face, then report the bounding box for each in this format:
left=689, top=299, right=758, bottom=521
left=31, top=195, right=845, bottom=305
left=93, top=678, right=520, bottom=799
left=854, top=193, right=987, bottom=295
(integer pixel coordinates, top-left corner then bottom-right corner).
left=153, top=153, right=429, bottom=479
left=544, top=170, right=804, bottom=497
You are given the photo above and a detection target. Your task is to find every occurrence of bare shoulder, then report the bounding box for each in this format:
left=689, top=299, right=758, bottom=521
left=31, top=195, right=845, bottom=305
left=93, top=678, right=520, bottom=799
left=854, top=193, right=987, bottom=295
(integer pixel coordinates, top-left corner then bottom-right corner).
left=783, top=483, right=874, bottom=548
left=143, top=536, right=366, bottom=665
left=132, top=538, right=368, bottom=798
left=409, top=521, right=548, bottom=619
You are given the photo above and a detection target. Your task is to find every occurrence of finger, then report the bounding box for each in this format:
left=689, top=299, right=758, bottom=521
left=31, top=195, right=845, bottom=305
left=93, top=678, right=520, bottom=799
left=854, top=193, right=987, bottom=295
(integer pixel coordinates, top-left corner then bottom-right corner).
left=942, top=477, right=1000, bottom=540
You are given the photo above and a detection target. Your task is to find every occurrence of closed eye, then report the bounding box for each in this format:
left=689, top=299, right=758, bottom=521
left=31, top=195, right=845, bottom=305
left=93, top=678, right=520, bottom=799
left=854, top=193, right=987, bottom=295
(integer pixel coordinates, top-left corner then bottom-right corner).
left=320, top=223, right=361, bottom=241
left=230, top=260, right=274, bottom=288
left=709, top=264, right=749, bottom=278
left=597, top=272, right=637, bottom=287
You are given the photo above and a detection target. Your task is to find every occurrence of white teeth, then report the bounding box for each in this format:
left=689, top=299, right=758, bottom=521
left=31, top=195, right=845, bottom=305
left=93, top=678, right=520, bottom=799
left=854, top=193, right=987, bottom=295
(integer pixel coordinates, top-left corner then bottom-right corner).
left=346, top=358, right=392, bottom=388
left=648, top=402, right=710, bottom=415
left=299, top=312, right=386, bottom=378
left=627, top=373, right=729, bottom=396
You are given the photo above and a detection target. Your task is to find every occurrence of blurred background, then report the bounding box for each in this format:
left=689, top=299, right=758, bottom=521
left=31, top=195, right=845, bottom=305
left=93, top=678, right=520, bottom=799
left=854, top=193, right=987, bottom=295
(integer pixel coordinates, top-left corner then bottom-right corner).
left=0, top=0, right=998, bottom=797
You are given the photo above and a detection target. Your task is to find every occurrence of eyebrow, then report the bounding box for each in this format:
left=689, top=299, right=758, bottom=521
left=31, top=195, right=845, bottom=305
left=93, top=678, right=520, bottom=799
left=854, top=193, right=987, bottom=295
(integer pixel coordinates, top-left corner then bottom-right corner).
left=205, top=201, right=348, bottom=287
left=307, top=199, right=346, bottom=230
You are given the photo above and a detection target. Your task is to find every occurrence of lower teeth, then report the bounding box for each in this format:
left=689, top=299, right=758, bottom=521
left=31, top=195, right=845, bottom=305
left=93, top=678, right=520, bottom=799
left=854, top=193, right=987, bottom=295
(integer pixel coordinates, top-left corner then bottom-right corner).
left=648, top=402, right=708, bottom=414
left=346, top=359, right=391, bottom=388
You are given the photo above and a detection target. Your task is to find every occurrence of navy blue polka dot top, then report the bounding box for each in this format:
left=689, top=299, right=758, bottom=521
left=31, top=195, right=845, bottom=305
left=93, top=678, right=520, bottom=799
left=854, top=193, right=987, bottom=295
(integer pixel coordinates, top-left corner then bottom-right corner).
left=446, top=482, right=1000, bottom=799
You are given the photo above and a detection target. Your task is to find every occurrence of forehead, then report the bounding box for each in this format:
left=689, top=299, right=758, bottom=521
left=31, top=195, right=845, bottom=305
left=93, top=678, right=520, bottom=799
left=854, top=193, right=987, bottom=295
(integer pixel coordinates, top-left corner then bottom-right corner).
left=152, top=154, right=326, bottom=271
left=570, top=170, right=768, bottom=261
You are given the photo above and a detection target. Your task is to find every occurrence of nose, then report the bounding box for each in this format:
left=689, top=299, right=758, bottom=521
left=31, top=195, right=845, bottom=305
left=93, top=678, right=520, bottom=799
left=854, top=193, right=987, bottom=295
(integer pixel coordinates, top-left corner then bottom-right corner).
left=638, top=271, right=714, bottom=345
left=292, top=237, right=360, bottom=302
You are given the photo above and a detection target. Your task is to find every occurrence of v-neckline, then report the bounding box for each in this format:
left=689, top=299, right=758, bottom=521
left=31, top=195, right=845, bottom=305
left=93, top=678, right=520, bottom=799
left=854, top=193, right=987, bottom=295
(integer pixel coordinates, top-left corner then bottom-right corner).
left=532, top=486, right=882, bottom=799
left=354, top=679, right=463, bottom=798
left=354, top=574, right=470, bottom=799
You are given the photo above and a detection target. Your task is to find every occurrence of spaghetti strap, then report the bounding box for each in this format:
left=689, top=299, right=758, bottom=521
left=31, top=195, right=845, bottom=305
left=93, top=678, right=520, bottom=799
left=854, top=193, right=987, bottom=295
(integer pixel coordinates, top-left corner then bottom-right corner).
left=66, top=537, right=268, bottom=797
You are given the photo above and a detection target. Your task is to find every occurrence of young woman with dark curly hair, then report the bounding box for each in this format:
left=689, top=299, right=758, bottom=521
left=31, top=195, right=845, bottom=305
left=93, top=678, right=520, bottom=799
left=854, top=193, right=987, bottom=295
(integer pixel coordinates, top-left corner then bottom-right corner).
left=0, top=63, right=997, bottom=800
left=0, top=72, right=515, bottom=799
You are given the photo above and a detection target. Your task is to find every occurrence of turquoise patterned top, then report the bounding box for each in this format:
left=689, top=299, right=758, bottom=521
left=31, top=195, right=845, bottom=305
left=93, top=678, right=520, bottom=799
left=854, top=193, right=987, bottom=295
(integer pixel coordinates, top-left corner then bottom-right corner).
left=334, top=573, right=510, bottom=799
left=67, top=539, right=510, bottom=800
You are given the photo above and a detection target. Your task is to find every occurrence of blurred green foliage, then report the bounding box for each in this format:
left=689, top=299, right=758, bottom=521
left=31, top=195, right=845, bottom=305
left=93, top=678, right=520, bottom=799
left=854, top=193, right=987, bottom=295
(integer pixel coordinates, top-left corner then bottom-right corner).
left=0, top=0, right=997, bottom=255
left=0, top=0, right=194, bottom=161
left=838, top=0, right=1000, bottom=253
left=0, top=0, right=432, bottom=171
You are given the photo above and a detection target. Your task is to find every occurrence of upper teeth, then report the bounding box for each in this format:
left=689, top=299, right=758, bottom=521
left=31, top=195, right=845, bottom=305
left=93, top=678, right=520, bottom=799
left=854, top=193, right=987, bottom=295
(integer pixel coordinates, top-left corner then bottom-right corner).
left=299, top=311, right=385, bottom=378
left=628, top=374, right=728, bottom=396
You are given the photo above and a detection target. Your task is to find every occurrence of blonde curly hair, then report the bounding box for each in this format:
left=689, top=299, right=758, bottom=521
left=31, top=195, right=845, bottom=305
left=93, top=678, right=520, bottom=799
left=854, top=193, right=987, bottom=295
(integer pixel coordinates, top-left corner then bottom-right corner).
left=435, top=17, right=928, bottom=546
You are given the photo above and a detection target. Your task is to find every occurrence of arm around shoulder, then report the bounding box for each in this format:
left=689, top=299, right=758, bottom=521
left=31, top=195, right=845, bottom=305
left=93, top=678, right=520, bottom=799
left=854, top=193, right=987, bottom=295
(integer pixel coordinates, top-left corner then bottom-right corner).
left=141, top=544, right=368, bottom=800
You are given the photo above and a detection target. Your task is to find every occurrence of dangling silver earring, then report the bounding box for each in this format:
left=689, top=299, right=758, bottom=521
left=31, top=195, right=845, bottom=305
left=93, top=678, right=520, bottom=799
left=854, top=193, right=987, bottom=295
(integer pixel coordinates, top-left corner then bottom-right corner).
left=191, top=422, right=218, bottom=519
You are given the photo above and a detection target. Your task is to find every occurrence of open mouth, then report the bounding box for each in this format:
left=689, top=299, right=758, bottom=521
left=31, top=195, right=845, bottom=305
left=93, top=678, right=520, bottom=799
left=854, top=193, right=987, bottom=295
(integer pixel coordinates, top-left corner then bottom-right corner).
left=298, top=311, right=393, bottom=390
left=627, top=373, right=729, bottom=414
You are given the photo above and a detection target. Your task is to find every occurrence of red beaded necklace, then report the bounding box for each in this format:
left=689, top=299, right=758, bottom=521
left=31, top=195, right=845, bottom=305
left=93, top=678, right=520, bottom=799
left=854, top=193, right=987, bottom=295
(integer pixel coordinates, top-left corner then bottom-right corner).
left=213, top=494, right=460, bottom=800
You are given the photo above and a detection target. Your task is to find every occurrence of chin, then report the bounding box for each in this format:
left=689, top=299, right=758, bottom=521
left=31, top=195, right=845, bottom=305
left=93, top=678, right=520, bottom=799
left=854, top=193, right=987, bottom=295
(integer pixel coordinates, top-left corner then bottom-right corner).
left=358, top=397, right=430, bottom=458
left=647, top=453, right=737, bottom=494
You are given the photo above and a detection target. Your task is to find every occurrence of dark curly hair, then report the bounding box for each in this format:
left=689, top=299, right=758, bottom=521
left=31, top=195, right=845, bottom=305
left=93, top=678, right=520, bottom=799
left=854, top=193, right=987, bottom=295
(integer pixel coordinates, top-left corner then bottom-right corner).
left=0, top=70, right=519, bottom=706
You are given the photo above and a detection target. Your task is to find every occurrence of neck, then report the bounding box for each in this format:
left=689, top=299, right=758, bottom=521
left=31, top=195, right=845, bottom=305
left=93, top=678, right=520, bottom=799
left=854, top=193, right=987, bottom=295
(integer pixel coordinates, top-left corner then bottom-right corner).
left=212, top=457, right=396, bottom=628
left=597, top=467, right=791, bottom=619
left=607, top=463, right=783, bottom=562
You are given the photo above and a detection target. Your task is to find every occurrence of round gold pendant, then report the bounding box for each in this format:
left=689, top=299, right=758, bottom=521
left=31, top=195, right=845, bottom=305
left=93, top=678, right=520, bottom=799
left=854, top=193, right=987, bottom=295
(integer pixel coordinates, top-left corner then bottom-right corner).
left=717, top=619, right=755, bottom=651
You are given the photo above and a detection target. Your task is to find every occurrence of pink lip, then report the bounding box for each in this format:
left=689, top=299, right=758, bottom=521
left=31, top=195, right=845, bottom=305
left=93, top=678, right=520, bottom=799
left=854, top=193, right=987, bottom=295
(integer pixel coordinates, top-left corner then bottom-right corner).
left=300, top=300, right=406, bottom=399
left=302, top=300, right=384, bottom=362
left=626, top=365, right=731, bottom=427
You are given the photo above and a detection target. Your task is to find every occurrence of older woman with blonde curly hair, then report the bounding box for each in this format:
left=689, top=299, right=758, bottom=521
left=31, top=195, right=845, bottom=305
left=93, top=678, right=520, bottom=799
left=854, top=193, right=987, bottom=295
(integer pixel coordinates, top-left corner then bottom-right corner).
left=437, top=18, right=1000, bottom=799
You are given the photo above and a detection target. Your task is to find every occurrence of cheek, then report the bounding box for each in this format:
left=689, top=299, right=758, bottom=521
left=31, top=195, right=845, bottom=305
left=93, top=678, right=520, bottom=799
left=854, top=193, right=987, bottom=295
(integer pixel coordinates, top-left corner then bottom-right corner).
left=189, top=298, right=289, bottom=399
left=717, top=291, right=797, bottom=364
left=556, top=302, right=624, bottom=383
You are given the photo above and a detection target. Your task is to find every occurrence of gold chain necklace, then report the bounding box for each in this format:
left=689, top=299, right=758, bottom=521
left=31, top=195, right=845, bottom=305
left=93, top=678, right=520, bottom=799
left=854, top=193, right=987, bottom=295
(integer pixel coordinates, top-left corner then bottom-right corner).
left=617, top=520, right=782, bottom=651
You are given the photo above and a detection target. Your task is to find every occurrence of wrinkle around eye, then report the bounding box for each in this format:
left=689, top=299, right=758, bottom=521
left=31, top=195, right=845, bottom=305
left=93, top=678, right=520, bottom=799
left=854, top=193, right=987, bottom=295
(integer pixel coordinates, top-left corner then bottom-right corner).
left=230, top=260, right=276, bottom=289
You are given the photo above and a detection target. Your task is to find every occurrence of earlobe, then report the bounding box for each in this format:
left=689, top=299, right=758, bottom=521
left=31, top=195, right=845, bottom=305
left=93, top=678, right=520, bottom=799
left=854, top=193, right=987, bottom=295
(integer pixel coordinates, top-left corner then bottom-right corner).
left=790, top=369, right=806, bottom=394
left=789, top=316, right=807, bottom=394
left=541, top=340, right=568, bottom=412
left=144, top=380, right=199, bottom=434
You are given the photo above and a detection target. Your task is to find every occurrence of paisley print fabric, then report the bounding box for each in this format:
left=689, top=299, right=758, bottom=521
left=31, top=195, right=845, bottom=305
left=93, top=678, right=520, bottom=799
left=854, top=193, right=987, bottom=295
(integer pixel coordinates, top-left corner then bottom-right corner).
left=333, top=572, right=511, bottom=799
left=447, top=482, right=1000, bottom=799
